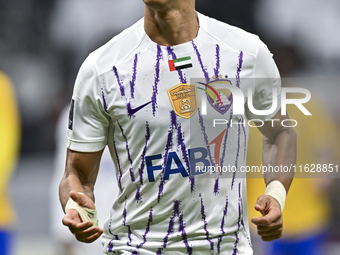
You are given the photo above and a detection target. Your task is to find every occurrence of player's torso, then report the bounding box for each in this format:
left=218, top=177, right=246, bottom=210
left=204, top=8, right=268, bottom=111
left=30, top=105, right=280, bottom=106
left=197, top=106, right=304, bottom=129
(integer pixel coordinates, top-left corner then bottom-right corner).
left=99, top=38, right=254, bottom=254
left=96, top=16, right=256, bottom=254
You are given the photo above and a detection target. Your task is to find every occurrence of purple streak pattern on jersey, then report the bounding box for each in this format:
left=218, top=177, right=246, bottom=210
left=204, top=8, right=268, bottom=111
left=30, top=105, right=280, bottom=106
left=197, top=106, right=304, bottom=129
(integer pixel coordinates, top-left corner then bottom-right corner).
left=178, top=212, right=193, bottom=255
left=232, top=118, right=242, bottom=190
left=157, top=111, right=177, bottom=202
left=217, top=194, right=229, bottom=253
left=232, top=51, right=244, bottom=191
left=122, top=200, right=133, bottom=246
left=197, top=109, right=215, bottom=167
left=192, top=41, right=210, bottom=83
left=214, top=177, right=220, bottom=195
left=200, top=195, right=214, bottom=251
left=217, top=236, right=223, bottom=254
left=214, top=44, right=220, bottom=78
left=189, top=176, right=195, bottom=194
left=241, top=116, right=247, bottom=161
left=221, top=108, right=233, bottom=167
left=221, top=195, right=229, bottom=235
left=101, top=87, right=108, bottom=113
left=167, top=46, right=187, bottom=83
left=236, top=51, right=244, bottom=89
left=137, top=207, right=153, bottom=249
left=113, top=66, right=125, bottom=97
left=176, top=124, right=191, bottom=176
left=162, top=200, right=180, bottom=249
left=130, top=53, right=139, bottom=99
left=135, top=122, right=151, bottom=203
left=232, top=222, right=240, bottom=254
left=112, top=125, right=123, bottom=191
left=108, top=233, right=120, bottom=253
left=135, top=187, right=142, bottom=204
left=161, top=200, right=192, bottom=255
left=176, top=121, right=195, bottom=193
left=116, top=119, right=135, bottom=182
left=152, top=45, right=163, bottom=116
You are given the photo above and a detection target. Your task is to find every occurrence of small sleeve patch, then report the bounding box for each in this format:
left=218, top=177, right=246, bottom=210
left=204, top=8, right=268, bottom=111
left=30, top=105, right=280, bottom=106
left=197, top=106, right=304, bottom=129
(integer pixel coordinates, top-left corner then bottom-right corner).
left=68, top=99, right=75, bottom=130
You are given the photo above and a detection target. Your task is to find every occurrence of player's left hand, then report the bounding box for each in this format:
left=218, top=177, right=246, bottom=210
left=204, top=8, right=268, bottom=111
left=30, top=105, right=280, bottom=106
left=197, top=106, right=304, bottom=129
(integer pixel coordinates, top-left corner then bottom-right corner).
left=251, top=194, right=283, bottom=242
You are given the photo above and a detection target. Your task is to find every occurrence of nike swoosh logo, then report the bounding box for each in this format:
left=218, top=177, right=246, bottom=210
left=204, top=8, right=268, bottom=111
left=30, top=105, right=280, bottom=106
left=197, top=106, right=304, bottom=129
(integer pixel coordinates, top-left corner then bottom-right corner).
left=127, top=100, right=152, bottom=117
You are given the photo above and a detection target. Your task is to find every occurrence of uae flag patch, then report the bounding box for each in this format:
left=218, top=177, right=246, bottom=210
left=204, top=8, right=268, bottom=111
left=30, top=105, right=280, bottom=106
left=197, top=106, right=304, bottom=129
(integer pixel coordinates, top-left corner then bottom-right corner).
left=168, top=56, right=193, bottom=72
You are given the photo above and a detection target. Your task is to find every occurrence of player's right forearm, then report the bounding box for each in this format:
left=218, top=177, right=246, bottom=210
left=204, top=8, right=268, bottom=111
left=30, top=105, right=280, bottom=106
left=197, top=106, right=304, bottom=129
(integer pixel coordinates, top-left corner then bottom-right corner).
left=59, top=149, right=103, bottom=211
left=59, top=170, right=94, bottom=212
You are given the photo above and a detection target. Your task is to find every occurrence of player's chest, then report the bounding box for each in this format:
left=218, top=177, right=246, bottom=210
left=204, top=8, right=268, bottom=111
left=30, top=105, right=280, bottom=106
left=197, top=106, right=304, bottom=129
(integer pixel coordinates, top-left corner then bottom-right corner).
left=102, top=46, right=254, bottom=127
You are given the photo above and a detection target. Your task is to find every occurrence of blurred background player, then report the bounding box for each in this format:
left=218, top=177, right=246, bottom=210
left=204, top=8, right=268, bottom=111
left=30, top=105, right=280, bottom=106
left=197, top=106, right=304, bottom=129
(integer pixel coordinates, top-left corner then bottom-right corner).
left=0, top=71, right=21, bottom=255
left=50, top=106, right=118, bottom=255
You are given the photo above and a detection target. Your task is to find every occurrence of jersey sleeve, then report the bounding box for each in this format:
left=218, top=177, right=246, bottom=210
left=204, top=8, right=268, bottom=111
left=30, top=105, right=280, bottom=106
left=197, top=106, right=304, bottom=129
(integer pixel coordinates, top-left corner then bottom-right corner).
left=245, top=40, right=281, bottom=121
left=67, top=56, right=110, bottom=152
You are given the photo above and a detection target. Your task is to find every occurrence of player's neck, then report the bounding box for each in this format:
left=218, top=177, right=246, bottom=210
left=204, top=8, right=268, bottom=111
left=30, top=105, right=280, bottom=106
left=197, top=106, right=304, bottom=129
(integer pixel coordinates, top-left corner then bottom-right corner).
left=144, top=4, right=199, bottom=46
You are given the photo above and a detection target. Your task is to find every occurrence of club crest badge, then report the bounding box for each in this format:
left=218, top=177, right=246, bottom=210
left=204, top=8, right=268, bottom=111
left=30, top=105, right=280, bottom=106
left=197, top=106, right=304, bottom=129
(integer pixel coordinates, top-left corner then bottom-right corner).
left=198, top=79, right=233, bottom=115
left=167, top=83, right=198, bottom=119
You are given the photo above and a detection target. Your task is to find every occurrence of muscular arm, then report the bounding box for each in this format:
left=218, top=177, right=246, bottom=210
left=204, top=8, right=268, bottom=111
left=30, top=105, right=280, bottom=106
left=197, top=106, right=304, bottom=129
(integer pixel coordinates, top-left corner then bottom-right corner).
left=59, top=148, right=104, bottom=243
left=59, top=148, right=103, bottom=208
left=258, top=111, right=296, bottom=192
left=251, top=110, right=296, bottom=241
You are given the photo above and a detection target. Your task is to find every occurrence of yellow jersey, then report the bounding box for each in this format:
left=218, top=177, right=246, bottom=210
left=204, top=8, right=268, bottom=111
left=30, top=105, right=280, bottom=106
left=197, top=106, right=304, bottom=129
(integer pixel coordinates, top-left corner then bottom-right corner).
left=0, top=71, right=21, bottom=228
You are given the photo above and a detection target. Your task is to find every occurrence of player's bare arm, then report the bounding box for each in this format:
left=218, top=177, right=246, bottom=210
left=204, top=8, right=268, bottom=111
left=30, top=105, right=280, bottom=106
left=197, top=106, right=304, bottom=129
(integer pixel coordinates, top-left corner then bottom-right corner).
left=59, top=148, right=104, bottom=243
left=251, top=110, right=296, bottom=241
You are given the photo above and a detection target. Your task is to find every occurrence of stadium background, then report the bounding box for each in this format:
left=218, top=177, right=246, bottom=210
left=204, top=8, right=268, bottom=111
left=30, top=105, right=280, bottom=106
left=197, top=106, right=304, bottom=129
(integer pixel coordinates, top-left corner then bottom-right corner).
left=1, top=0, right=340, bottom=254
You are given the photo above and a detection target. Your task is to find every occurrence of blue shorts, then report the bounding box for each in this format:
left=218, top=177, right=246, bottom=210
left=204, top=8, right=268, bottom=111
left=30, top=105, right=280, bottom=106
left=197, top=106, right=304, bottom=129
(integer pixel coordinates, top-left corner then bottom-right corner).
left=265, top=231, right=327, bottom=255
left=0, top=229, right=14, bottom=255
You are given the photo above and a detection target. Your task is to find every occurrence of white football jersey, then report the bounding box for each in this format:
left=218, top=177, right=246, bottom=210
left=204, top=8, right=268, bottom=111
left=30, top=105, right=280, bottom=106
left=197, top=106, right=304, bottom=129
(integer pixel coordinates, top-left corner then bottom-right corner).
left=67, top=12, right=280, bottom=255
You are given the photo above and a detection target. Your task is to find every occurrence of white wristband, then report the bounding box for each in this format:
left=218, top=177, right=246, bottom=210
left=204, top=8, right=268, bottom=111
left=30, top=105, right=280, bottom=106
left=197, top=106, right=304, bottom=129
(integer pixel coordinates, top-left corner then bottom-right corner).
left=265, top=180, right=287, bottom=212
left=65, top=196, right=98, bottom=227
